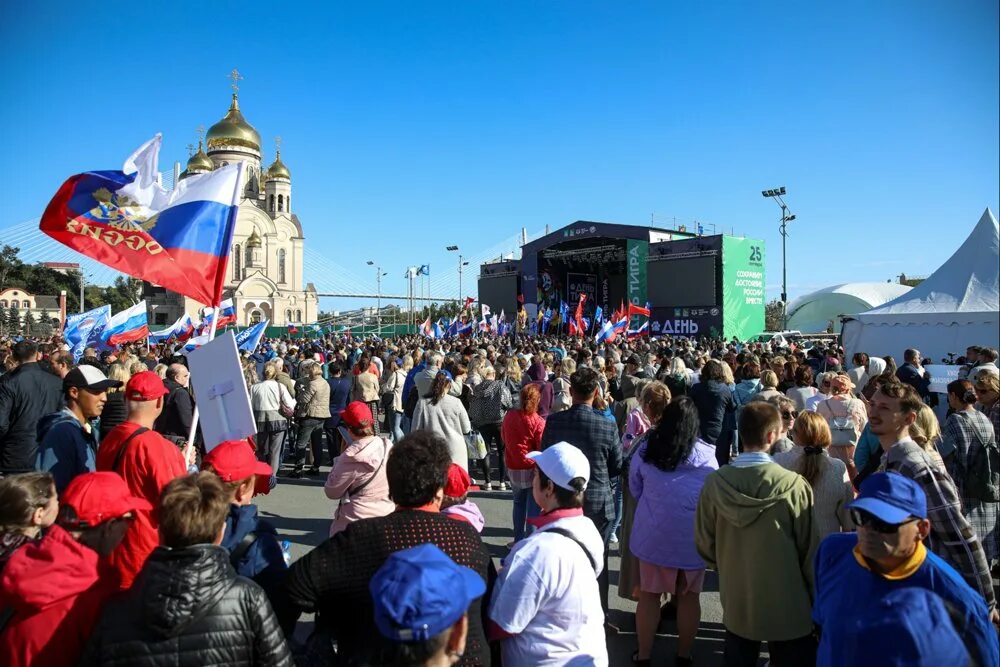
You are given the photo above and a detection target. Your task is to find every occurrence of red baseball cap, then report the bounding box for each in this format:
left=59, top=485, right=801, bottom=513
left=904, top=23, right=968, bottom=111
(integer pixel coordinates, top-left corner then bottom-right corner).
left=58, top=472, right=152, bottom=528
left=203, top=439, right=273, bottom=482
left=126, top=371, right=170, bottom=401
left=444, top=463, right=471, bottom=498
left=340, top=401, right=373, bottom=429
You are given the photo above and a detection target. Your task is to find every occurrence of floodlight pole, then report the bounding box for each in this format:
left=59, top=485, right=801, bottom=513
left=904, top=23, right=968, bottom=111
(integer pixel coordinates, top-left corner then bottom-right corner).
left=762, top=187, right=794, bottom=330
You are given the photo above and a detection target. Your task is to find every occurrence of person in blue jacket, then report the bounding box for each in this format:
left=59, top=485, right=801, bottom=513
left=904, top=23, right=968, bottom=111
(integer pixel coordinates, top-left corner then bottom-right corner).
left=202, top=438, right=298, bottom=637
left=36, top=366, right=122, bottom=493
left=813, top=472, right=999, bottom=667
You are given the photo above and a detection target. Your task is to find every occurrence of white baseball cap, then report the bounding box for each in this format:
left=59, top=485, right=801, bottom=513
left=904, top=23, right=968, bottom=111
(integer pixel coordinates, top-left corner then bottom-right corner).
left=527, top=442, right=590, bottom=492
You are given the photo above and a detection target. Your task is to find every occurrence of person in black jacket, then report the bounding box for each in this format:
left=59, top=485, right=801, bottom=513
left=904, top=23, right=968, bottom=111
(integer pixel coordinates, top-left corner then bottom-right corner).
left=154, top=363, right=195, bottom=441
left=0, top=340, right=63, bottom=475
left=80, top=471, right=292, bottom=667
left=689, top=359, right=737, bottom=466
left=896, top=348, right=932, bottom=399
left=286, top=430, right=494, bottom=667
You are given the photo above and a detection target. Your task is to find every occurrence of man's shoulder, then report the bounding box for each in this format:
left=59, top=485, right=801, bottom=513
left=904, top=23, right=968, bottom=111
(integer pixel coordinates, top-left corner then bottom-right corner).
left=816, top=532, right=857, bottom=565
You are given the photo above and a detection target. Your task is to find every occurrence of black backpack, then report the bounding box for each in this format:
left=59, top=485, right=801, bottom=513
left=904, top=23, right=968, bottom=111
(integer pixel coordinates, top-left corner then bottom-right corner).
left=966, top=427, right=1000, bottom=502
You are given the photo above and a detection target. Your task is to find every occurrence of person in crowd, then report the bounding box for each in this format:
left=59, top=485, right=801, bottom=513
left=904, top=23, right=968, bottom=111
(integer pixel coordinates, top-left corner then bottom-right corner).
left=551, top=356, right=575, bottom=413
left=659, top=356, right=690, bottom=398
left=848, top=352, right=869, bottom=390
left=488, top=442, right=607, bottom=666
left=95, top=371, right=190, bottom=590
left=813, top=472, right=999, bottom=667
left=695, top=402, right=818, bottom=667
left=619, top=381, right=671, bottom=604
left=202, top=439, right=296, bottom=637
left=369, top=543, right=484, bottom=667
left=291, top=360, right=331, bottom=478
left=524, top=358, right=553, bottom=417
left=540, top=366, right=622, bottom=619
left=324, top=401, right=394, bottom=536
left=732, top=361, right=762, bottom=408
left=860, top=356, right=890, bottom=401
left=98, top=362, right=132, bottom=440
left=441, top=463, right=485, bottom=532
left=896, top=348, right=931, bottom=399
left=0, top=472, right=57, bottom=573
left=753, top=370, right=782, bottom=402
left=413, top=370, right=472, bottom=471
left=816, top=373, right=866, bottom=478
left=971, top=347, right=1000, bottom=381
left=870, top=380, right=997, bottom=614
left=784, top=364, right=817, bottom=412
left=910, top=404, right=947, bottom=467
left=285, top=430, right=492, bottom=667
left=777, top=359, right=797, bottom=394
left=154, top=363, right=195, bottom=441
left=804, top=372, right=833, bottom=412
left=773, top=412, right=854, bottom=539
left=250, top=364, right=296, bottom=484
left=629, top=397, right=717, bottom=667
left=610, top=377, right=653, bottom=543
left=614, top=375, right=645, bottom=436
left=153, top=362, right=168, bottom=379
left=940, top=379, right=999, bottom=565
left=45, top=349, right=73, bottom=380
left=501, top=383, right=546, bottom=543
left=414, top=351, right=444, bottom=398
left=271, top=357, right=296, bottom=396
left=976, top=371, right=1000, bottom=436
left=325, top=359, right=353, bottom=458
left=0, top=340, right=63, bottom=475
left=380, top=356, right=407, bottom=442
left=350, top=352, right=381, bottom=422
left=36, top=366, right=121, bottom=492
left=0, top=472, right=147, bottom=667
left=469, top=365, right=512, bottom=489
left=80, top=472, right=292, bottom=666
left=764, top=395, right=796, bottom=455
left=689, top=359, right=736, bottom=465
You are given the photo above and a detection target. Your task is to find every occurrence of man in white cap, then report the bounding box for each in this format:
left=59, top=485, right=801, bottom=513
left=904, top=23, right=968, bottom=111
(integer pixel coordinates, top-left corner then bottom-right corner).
left=488, top=441, right=608, bottom=666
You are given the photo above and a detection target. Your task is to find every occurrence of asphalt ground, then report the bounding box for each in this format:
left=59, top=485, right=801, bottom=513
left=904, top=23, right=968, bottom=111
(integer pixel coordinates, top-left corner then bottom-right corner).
left=256, top=456, right=762, bottom=666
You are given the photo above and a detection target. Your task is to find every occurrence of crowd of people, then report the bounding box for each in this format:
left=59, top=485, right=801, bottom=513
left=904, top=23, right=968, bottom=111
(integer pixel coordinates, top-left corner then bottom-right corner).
left=0, top=330, right=998, bottom=665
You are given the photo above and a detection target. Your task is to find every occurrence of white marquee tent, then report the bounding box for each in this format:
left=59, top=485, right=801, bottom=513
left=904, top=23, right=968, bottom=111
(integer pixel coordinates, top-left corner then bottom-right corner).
left=787, top=282, right=911, bottom=334
left=843, top=208, right=1000, bottom=362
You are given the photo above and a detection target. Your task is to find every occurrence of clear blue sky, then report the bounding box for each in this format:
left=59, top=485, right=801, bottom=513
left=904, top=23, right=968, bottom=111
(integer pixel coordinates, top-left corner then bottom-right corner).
left=2, top=1, right=997, bottom=311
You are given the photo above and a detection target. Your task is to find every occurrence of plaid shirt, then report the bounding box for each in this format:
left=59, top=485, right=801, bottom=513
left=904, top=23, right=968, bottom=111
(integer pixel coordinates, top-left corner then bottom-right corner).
left=882, top=438, right=996, bottom=609
left=541, top=404, right=623, bottom=529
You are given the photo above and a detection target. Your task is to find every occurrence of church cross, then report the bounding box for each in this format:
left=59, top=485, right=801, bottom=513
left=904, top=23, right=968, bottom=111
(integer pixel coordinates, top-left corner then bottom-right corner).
left=228, top=68, right=243, bottom=93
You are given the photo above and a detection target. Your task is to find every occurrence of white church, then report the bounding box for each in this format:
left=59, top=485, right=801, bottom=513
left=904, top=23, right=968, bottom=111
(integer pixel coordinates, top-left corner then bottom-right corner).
left=144, top=72, right=318, bottom=328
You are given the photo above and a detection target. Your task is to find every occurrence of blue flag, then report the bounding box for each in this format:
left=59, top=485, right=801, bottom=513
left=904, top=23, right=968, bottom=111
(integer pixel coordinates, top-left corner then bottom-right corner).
left=559, top=300, right=569, bottom=324
left=64, top=305, right=111, bottom=361
left=594, top=306, right=603, bottom=328
left=235, top=320, right=269, bottom=352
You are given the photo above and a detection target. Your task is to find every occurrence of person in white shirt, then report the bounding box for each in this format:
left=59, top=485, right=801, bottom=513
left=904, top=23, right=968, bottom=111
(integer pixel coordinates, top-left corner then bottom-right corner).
left=804, top=372, right=833, bottom=412
left=488, top=442, right=608, bottom=666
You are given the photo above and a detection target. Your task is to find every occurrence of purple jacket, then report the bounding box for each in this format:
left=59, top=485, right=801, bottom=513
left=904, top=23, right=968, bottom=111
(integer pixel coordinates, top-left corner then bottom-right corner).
left=629, top=439, right=718, bottom=569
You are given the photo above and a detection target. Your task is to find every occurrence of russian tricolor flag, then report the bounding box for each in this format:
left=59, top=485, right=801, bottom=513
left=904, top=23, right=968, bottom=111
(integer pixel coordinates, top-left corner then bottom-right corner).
left=39, top=135, right=240, bottom=308
left=149, top=313, right=195, bottom=343
left=201, top=298, right=237, bottom=332
left=102, top=301, right=150, bottom=346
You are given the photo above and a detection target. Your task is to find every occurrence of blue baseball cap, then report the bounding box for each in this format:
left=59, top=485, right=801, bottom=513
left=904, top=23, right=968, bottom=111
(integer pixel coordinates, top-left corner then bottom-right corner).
left=370, top=543, right=486, bottom=642
left=845, top=588, right=967, bottom=666
left=848, top=472, right=927, bottom=524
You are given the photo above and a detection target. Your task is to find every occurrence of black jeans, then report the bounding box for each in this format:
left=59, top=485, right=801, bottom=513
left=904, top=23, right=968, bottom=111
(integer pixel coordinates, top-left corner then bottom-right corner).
left=479, top=422, right=505, bottom=483
left=590, top=513, right=613, bottom=616
left=293, top=418, right=326, bottom=472
left=723, top=630, right=817, bottom=667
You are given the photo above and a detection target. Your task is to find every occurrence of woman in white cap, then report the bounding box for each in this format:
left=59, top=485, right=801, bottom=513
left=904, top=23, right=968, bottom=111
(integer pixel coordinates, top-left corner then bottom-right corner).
left=488, top=441, right=608, bottom=666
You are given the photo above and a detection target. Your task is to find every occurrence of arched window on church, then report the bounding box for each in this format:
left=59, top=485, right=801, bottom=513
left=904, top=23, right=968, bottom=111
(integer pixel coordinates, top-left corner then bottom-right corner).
left=0, top=300, right=6, bottom=308
left=233, top=244, right=242, bottom=280
left=286, top=309, right=292, bottom=321
left=269, top=194, right=274, bottom=212
left=277, top=194, right=284, bottom=213
left=286, top=195, right=290, bottom=212
left=278, top=249, right=286, bottom=284
left=296, top=309, right=302, bottom=322
left=245, top=243, right=253, bottom=267
left=22, top=301, right=29, bottom=309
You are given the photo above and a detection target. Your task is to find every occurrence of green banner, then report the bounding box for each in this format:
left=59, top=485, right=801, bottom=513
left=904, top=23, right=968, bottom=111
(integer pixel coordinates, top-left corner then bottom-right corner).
left=626, top=239, right=648, bottom=328
left=722, top=237, right=766, bottom=340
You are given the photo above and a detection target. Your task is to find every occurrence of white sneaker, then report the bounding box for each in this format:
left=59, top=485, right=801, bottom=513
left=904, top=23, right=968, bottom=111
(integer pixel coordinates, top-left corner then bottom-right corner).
left=609, top=533, right=619, bottom=544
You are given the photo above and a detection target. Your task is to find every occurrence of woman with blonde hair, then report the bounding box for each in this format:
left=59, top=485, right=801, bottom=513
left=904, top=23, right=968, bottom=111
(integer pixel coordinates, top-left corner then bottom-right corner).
left=250, top=364, right=296, bottom=484
left=551, top=356, right=576, bottom=413
left=910, top=404, right=946, bottom=467
left=99, top=362, right=133, bottom=440
left=773, top=412, right=854, bottom=539
left=154, top=363, right=168, bottom=379
left=816, top=374, right=867, bottom=478
left=754, top=370, right=782, bottom=402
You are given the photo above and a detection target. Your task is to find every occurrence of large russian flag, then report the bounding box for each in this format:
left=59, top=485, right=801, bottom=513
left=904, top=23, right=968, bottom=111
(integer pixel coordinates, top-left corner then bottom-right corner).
left=39, top=135, right=240, bottom=308
left=103, top=301, right=150, bottom=346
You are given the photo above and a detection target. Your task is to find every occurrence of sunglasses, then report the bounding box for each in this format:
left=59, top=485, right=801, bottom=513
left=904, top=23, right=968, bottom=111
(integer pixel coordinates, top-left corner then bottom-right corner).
left=781, top=410, right=797, bottom=420
left=850, top=509, right=917, bottom=534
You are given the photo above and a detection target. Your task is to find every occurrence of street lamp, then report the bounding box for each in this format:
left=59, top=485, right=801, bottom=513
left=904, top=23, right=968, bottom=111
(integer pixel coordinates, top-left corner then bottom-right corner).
left=761, top=186, right=795, bottom=329
left=367, top=260, right=386, bottom=333
left=446, top=246, right=466, bottom=305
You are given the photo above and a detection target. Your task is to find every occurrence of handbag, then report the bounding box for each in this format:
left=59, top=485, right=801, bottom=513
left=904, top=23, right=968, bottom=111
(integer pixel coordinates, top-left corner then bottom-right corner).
left=466, top=430, right=488, bottom=460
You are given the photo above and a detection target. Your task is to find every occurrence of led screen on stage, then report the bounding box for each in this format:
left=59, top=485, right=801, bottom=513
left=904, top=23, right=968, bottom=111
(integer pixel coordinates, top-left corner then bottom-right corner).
left=648, top=256, right=717, bottom=308
left=478, top=275, right=519, bottom=315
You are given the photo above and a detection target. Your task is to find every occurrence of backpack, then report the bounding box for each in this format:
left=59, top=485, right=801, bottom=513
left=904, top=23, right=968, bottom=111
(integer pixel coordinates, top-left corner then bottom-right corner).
left=824, top=398, right=861, bottom=447
left=965, top=421, right=1000, bottom=502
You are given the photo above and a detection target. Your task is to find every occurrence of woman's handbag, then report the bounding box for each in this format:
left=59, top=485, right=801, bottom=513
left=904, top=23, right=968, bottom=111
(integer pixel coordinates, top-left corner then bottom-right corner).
left=466, top=430, right=488, bottom=460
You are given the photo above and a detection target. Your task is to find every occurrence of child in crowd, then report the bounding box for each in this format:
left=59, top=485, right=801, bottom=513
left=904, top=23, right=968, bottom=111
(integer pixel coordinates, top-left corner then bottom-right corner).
left=441, top=463, right=485, bottom=533
left=0, top=472, right=58, bottom=573
left=202, top=439, right=297, bottom=636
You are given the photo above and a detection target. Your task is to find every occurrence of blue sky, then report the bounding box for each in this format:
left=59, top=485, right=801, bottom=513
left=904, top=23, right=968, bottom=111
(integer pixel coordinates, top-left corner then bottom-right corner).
left=1, top=1, right=997, bottom=311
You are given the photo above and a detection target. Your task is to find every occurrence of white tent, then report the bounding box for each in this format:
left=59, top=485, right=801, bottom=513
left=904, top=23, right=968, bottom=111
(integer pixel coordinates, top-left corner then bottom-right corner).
left=843, top=208, right=1000, bottom=363
left=786, top=282, right=911, bottom=334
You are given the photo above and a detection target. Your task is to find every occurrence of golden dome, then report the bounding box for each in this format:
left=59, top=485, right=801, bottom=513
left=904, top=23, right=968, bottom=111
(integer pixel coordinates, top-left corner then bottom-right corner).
left=246, top=229, right=263, bottom=248
left=185, top=141, right=214, bottom=173
left=206, top=94, right=261, bottom=153
left=266, top=150, right=291, bottom=181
